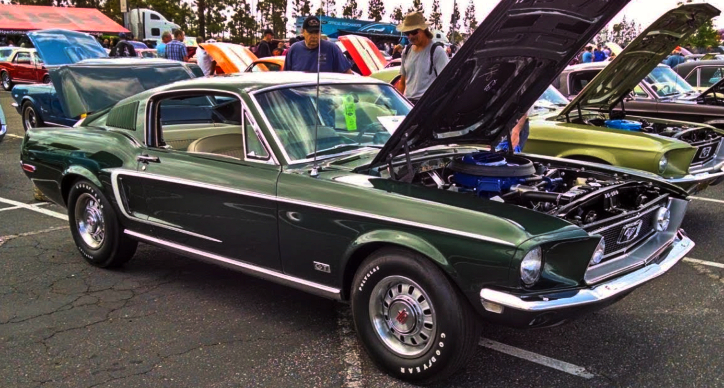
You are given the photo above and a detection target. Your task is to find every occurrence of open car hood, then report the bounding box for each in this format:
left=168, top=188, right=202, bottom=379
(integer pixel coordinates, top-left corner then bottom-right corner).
left=49, top=59, right=196, bottom=118
left=370, top=0, right=632, bottom=167
left=697, top=77, right=724, bottom=105
left=199, top=43, right=258, bottom=74
left=27, top=29, right=108, bottom=66
left=337, top=35, right=387, bottom=76
left=560, top=3, right=719, bottom=117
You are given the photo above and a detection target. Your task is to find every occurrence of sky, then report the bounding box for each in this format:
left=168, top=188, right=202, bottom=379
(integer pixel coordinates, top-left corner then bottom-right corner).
left=311, top=0, right=724, bottom=31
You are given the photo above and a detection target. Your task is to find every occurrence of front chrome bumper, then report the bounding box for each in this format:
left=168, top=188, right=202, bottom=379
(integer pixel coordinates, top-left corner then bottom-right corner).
left=667, top=164, right=724, bottom=194
left=480, top=231, right=693, bottom=314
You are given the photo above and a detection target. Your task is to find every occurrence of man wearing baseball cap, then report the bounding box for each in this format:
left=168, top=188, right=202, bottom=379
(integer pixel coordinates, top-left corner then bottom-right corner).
left=396, top=12, right=449, bottom=104
left=284, top=16, right=352, bottom=74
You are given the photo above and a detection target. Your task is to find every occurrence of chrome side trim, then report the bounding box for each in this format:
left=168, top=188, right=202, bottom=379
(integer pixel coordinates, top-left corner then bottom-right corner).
left=111, top=169, right=516, bottom=247
left=110, top=171, right=223, bottom=243
left=124, top=229, right=342, bottom=300
left=249, top=79, right=384, bottom=95
left=480, top=231, right=693, bottom=313
left=42, top=121, right=69, bottom=127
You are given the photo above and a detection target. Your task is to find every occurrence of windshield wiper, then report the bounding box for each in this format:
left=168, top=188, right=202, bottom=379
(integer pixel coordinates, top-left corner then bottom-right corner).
left=306, top=144, right=381, bottom=159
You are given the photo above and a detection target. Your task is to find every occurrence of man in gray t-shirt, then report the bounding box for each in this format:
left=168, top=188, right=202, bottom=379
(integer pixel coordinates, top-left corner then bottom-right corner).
left=396, top=12, right=450, bottom=104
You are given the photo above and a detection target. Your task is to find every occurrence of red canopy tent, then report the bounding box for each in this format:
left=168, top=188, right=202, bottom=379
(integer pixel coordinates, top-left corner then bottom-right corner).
left=0, top=5, right=128, bottom=34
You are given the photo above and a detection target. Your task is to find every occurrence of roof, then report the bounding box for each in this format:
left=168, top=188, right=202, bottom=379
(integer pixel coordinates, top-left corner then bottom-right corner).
left=675, top=59, right=724, bottom=72
left=116, top=72, right=386, bottom=106
left=0, top=5, right=129, bottom=33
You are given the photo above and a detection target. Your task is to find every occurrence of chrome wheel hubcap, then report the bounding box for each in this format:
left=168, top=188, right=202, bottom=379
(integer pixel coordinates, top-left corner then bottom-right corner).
left=75, top=193, right=105, bottom=249
left=2, top=74, right=8, bottom=88
left=24, top=108, right=36, bottom=130
left=369, top=276, right=436, bottom=358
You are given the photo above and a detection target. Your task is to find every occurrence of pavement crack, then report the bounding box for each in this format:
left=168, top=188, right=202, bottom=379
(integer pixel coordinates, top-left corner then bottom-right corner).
left=0, top=226, right=69, bottom=247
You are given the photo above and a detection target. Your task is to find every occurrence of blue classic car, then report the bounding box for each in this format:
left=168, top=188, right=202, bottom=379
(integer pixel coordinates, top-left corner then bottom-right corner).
left=11, top=29, right=202, bottom=132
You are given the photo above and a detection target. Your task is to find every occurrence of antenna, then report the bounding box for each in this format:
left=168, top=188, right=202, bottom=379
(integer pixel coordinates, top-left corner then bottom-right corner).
left=310, top=7, right=323, bottom=177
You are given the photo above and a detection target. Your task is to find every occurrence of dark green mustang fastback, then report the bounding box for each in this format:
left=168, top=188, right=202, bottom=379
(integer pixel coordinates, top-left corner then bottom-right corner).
left=19, top=0, right=693, bottom=383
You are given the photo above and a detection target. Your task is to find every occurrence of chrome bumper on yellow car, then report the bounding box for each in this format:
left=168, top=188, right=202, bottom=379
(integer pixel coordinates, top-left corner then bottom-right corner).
left=667, top=166, right=724, bottom=194
left=480, top=230, right=693, bottom=313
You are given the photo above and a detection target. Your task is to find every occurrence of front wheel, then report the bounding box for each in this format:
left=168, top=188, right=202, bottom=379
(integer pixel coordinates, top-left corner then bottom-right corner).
left=1, top=72, right=12, bottom=91
left=351, top=248, right=481, bottom=384
left=42, top=74, right=50, bottom=84
left=67, top=180, right=137, bottom=268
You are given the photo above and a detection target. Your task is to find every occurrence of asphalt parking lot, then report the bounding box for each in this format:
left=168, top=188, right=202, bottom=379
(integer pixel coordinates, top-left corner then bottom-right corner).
left=0, top=90, right=722, bottom=388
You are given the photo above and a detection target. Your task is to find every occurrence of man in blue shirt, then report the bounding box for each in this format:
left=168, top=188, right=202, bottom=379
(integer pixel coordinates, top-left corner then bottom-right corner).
left=581, top=46, right=593, bottom=63
left=284, top=16, right=352, bottom=73
left=665, top=47, right=685, bottom=68
left=156, top=31, right=172, bottom=58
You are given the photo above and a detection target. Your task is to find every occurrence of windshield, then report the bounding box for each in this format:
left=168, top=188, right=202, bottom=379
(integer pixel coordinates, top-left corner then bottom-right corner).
left=0, top=48, right=13, bottom=61
left=255, top=84, right=411, bottom=162
left=532, top=86, right=569, bottom=115
left=644, top=66, right=694, bottom=97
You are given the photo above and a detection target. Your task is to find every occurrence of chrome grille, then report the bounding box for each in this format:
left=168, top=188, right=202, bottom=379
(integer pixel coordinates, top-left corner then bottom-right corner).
left=690, top=138, right=721, bottom=167
left=585, top=199, right=667, bottom=262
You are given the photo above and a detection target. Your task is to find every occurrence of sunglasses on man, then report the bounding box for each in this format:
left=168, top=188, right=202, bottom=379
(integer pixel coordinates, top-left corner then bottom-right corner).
left=404, top=29, right=420, bottom=37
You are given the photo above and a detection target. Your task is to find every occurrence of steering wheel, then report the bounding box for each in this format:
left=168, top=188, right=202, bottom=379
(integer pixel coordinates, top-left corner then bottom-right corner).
left=356, top=121, right=388, bottom=143
left=650, top=83, right=675, bottom=96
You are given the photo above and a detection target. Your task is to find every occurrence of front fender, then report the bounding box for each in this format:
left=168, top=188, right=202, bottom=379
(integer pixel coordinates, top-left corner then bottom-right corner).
left=343, top=229, right=449, bottom=269
left=556, top=148, right=618, bottom=165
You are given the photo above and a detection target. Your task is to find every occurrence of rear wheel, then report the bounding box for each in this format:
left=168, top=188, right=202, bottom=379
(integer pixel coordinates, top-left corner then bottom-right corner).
left=22, top=102, right=43, bottom=132
left=351, top=248, right=481, bottom=384
left=67, top=180, right=137, bottom=268
left=42, top=74, right=50, bottom=84
left=1, top=71, right=12, bottom=91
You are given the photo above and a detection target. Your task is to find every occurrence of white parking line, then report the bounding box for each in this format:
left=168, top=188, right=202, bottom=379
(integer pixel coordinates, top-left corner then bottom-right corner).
left=480, top=338, right=596, bottom=379
left=4, top=133, right=22, bottom=139
left=0, top=196, right=68, bottom=221
left=690, top=196, right=724, bottom=205
left=0, top=202, right=50, bottom=212
left=684, top=257, right=724, bottom=269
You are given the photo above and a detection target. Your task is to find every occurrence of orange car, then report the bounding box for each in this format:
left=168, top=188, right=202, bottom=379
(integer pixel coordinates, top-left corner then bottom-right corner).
left=245, top=56, right=285, bottom=72
left=198, top=42, right=258, bottom=74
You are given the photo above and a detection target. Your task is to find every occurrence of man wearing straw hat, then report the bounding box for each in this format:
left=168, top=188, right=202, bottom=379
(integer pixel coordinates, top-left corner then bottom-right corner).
left=396, top=11, right=449, bottom=104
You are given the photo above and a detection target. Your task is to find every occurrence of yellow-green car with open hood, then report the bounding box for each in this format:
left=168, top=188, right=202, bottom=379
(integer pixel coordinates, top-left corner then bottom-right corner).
left=525, top=3, right=724, bottom=194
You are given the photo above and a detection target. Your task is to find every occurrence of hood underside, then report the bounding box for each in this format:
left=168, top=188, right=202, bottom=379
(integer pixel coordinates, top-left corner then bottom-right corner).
left=370, top=0, right=632, bottom=168
left=560, top=3, right=720, bottom=117
left=27, top=29, right=108, bottom=66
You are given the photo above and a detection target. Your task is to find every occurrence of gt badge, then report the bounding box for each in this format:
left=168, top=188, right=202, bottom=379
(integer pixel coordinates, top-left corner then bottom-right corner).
left=618, top=219, right=643, bottom=244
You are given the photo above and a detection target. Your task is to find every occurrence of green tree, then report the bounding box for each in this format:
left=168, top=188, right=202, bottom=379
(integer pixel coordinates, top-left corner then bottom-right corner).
left=368, top=0, right=384, bottom=22
left=342, top=0, right=362, bottom=19
left=258, top=0, right=289, bottom=37
left=429, top=0, right=442, bottom=30
left=683, top=19, right=719, bottom=50
left=447, top=0, right=461, bottom=43
left=292, top=0, right=311, bottom=17
left=407, top=0, right=424, bottom=16
left=463, top=0, right=477, bottom=35
left=390, top=5, right=404, bottom=24
left=228, top=0, right=258, bottom=45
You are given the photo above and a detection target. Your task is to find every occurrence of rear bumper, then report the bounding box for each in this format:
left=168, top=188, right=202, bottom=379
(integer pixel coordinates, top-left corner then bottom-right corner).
left=479, top=230, right=693, bottom=328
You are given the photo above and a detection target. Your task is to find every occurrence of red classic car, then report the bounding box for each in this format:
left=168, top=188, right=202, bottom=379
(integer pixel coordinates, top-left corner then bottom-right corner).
left=0, top=48, right=48, bottom=91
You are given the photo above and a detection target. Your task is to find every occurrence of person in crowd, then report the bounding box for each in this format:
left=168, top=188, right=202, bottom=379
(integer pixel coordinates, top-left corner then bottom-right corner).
left=110, top=32, right=137, bottom=57
left=445, top=46, right=452, bottom=58
left=273, top=41, right=284, bottom=56
left=665, top=47, right=685, bottom=68
left=395, top=12, right=450, bottom=104
left=257, top=29, right=274, bottom=58
left=7, top=39, right=13, bottom=47
left=685, top=43, right=695, bottom=54
left=706, top=45, right=715, bottom=54
left=156, top=31, right=172, bottom=58
left=102, top=38, right=110, bottom=49
left=607, top=52, right=617, bottom=61
left=283, top=37, right=296, bottom=55
left=593, top=44, right=607, bottom=62
left=581, top=46, right=593, bottom=63
left=495, top=109, right=531, bottom=153
left=603, top=45, right=611, bottom=57
left=284, top=16, right=352, bottom=73
left=195, top=37, right=216, bottom=76
left=165, top=30, right=188, bottom=62
left=391, top=44, right=403, bottom=60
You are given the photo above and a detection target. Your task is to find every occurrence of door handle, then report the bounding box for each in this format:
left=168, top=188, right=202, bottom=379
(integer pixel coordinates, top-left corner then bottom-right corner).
left=137, top=155, right=160, bottom=163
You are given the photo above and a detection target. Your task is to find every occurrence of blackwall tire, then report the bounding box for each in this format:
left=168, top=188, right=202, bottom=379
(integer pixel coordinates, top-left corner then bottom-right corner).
left=42, top=74, right=50, bottom=84
left=351, top=248, right=481, bottom=384
left=22, top=102, right=43, bottom=133
left=67, top=180, right=137, bottom=268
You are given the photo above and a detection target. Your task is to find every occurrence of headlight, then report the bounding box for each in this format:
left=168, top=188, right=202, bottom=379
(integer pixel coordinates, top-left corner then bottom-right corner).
left=520, top=247, right=543, bottom=286
left=658, top=155, right=668, bottom=174
left=589, top=238, right=606, bottom=266
left=655, top=207, right=671, bottom=232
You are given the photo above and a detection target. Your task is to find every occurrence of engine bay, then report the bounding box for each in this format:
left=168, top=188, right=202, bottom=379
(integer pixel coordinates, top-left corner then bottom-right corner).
left=406, top=151, right=669, bottom=228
